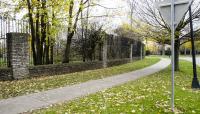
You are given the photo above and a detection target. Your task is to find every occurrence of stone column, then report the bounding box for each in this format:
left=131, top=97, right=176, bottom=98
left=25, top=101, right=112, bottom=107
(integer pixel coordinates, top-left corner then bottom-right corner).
left=130, top=44, right=133, bottom=62
left=103, top=37, right=107, bottom=68
left=7, top=33, right=30, bottom=79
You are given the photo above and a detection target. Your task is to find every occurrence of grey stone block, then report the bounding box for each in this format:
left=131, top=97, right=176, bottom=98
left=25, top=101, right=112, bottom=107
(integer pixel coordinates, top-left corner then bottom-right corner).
left=6, top=33, right=30, bottom=79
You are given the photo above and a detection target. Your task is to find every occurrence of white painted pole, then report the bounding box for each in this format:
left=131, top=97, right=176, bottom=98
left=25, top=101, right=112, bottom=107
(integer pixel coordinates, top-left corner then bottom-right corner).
left=171, top=0, right=175, bottom=112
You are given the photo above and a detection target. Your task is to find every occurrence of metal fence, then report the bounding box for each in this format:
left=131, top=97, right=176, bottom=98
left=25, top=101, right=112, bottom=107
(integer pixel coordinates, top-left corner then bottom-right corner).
left=53, top=33, right=143, bottom=63
left=0, top=15, right=143, bottom=67
left=107, top=36, right=142, bottom=59
left=0, top=15, right=30, bottom=67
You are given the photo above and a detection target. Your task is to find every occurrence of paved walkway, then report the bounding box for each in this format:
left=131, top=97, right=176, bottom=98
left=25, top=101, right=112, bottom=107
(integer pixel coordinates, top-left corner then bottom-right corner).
left=0, top=58, right=170, bottom=114
left=181, top=57, right=200, bottom=66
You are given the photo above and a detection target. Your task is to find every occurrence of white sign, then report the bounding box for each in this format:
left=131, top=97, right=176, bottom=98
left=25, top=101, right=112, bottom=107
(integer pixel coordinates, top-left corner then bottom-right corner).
left=155, top=0, right=192, bottom=112
left=156, top=0, right=192, bottom=28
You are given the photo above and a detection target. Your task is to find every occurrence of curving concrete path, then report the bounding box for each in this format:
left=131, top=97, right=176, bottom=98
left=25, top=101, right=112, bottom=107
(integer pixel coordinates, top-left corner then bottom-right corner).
left=0, top=58, right=170, bottom=114
left=181, top=57, right=200, bottom=66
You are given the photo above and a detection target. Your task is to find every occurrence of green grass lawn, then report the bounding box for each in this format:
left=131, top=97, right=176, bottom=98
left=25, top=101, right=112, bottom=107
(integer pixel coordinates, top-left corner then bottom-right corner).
left=33, top=60, right=200, bottom=114
left=0, top=57, right=160, bottom=99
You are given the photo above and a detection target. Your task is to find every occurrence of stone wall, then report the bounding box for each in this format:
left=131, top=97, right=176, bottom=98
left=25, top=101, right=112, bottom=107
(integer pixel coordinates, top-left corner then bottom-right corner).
left=107, top=58, right=132, bottom=67
left=29, top=58, right=133, bottom=77
left=29, top=61, right=103, bottom=77
left=0, top=33, right=141, bottom=80
left=0, top=58, right=140, bottom=81
left=0, top=68, right=12, bottom=81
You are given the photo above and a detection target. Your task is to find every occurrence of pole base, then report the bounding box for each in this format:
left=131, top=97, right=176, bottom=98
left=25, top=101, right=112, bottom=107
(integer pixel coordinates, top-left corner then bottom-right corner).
left=192, top=78, right=200, bottom=89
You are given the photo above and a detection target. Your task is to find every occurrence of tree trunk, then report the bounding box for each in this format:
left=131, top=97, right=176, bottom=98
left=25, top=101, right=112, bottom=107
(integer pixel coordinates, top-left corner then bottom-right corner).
left=83, top=0, right=89, bottom=61
left=81, top=11, right=86, bottom=62
left=93, top=49, right=96, bottom=60
left=26, top=0, right=37, bottom=65
left=45, top=45, right=50, bottom=64
left=63, top=0, right=74, bottom=63
left=140, top=43, right=143, bottom=60
left=89, top=47, right=93, bottom=61
left=45, top=37, right=50, bottom=64
left=36, top=0, right=42, bottom=65
left=63, top=33, right=74, bottom=63
left=99, top=43, right=102, bottom=61
left=41, top=0, right=47, bottom=64
left=50, top=44, right=53, bottom=64
left=174, top=39, right=180, bottom=71
left=42, top=44, right=45, bottom=64
left=63, top=0, right=84, bottom=63
left=50, top=8, right=55, bottom=64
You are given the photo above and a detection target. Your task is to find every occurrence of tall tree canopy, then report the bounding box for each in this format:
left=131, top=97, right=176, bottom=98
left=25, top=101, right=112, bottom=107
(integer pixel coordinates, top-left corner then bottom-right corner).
left=13, top=0, right=66, bottom=65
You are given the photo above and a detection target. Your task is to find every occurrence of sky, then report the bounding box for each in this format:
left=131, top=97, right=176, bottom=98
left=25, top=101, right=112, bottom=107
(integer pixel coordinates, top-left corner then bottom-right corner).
left=1, top=0, right=200, bottom=33
left=0, top=0, right=130, bottom=31
left=92, top=0, right=129, bottom=29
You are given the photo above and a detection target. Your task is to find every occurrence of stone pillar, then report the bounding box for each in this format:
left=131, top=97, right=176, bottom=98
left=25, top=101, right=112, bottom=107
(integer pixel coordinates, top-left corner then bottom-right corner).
left=130, top=44, right=133, bottom=62
left=7, top=33, right=30, bottom=79
left=103, top=37, right=107, bottom=68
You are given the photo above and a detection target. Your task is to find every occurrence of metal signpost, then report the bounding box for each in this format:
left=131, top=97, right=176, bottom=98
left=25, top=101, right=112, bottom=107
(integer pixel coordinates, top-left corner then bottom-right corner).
left=156, top=0, right=192, bottom=112
left=171, top=1, right=175, bottom=111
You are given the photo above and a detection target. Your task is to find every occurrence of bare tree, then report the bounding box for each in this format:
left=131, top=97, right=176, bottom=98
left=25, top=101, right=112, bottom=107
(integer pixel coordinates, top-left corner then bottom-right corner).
left=135, top=0, right=200, bottom=71
left=63, top=0, right=89, bottom=63
left=127, top=0, right=136, bottom=27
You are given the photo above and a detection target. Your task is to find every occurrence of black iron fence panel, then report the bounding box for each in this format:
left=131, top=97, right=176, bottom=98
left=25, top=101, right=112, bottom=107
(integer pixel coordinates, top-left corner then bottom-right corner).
left=0, top=15, right=143, bottom=67
left=0, top=15, right=30, bottom=67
